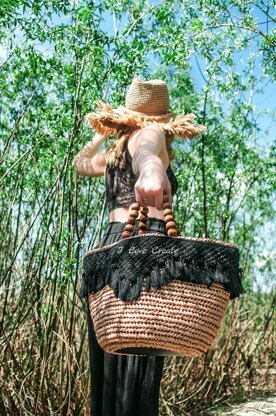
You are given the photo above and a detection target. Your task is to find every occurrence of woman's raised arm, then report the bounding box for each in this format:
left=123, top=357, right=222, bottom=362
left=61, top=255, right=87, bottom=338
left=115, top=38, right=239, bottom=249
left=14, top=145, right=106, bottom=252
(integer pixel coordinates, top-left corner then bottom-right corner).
left=72, top=133, right=108, bottom=177
left=132, top=124, right=172, bottom=210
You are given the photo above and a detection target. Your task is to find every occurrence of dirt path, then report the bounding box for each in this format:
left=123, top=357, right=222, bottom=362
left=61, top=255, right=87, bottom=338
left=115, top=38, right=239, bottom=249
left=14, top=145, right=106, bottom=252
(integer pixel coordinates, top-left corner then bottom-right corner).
left=206, top=393, right=276, bottom=415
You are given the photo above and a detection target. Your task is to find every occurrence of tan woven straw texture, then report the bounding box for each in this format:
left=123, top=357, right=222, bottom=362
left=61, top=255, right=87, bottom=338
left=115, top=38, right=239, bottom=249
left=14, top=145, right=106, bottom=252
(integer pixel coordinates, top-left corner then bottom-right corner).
left=125, top=79, right=170, bottom=115
left=88, top=279, right=230, bottom=357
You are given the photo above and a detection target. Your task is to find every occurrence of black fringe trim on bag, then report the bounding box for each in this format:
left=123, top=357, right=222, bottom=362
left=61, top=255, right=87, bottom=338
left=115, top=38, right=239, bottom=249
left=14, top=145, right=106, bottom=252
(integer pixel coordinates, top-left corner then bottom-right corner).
left=80, top=234, right=245, bottom=302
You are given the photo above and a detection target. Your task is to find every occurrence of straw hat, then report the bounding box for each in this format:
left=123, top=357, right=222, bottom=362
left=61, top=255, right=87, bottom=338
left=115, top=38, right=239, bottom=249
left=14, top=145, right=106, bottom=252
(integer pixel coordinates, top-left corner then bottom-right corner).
left=85, top=78, right=206, bottom=139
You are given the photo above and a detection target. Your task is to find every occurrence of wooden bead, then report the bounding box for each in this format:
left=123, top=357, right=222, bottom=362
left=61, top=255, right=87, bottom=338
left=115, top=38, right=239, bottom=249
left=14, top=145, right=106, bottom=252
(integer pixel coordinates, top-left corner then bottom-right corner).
left=140, top=206, right=149, bottom=212
left=138, top=222, right=147, bottom=231
left=139, top=214, right=149, bottom=222
left=163, top=194, right=169, bottom=203
left=138, top=229, right=145, bottom=235
left=124, top=224, right=134, bottom=232
left=129, top=210, right=139, bottom=218
left=164, top=214, right=174, bottom=223
left=130, top=202, right=140, bottom=210
left=140, top=209, right=149, bottom=215
left=166, top=221, right=176, bottom=230
left=127, top=216, right=136, bottom=225
left=122, top=231, right=131, bottom=238
left=163, top=208, right=172, bottom=216
left=140, top=212, right=148, bottom=218
left=162, top=202, right=172, bottom=210
left=167, top=228, right=177, bottom=237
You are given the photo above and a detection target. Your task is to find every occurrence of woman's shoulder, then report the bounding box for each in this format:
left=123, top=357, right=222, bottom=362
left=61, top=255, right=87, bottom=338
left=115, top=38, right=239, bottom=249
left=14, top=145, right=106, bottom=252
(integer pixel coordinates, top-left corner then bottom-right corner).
left=127, top=125, right=166, bottom=157
left=127, top=128, right=142, bottom=157
left=127, top=125, right=169, bottom=169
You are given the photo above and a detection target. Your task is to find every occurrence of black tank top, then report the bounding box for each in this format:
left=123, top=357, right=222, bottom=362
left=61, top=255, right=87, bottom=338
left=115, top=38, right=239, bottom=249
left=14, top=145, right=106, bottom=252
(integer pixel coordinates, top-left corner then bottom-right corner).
left=104, top=139, right=178, bottom=212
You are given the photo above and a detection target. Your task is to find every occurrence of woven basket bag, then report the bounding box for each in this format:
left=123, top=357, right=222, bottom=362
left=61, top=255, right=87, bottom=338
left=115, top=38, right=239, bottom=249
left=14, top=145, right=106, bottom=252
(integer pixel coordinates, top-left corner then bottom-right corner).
left=83, top=196, right=244, bottom=357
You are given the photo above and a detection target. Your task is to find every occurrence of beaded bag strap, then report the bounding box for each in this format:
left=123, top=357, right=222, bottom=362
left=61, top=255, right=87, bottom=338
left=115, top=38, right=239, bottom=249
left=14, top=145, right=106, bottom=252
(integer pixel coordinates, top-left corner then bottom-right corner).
left=121, top=192, right=180, bottom=239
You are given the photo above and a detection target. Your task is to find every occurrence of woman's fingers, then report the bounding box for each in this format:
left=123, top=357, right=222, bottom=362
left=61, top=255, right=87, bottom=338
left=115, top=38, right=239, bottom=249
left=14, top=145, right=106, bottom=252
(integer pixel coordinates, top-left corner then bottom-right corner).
left=153, top=180, right=172, bottom=209
left=134, top=188, right=146, bottom=207
left=143, top=195, right=155, bottom=207
left=135, top=188, right=154, bottom=207
left=134, top=168, right=173, bottom=209
left=135, top=186, right=172, bottom=209
left=164, top=181, right=172, bottom=204
left=153, top=188, right=164, bottom=210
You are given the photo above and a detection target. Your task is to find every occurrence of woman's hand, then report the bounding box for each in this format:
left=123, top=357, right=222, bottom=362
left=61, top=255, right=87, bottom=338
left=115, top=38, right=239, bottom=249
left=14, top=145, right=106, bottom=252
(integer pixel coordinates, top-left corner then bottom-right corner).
left=132, top=125, right=173, bottom=210
left=134, top=159, right=172, bottom=210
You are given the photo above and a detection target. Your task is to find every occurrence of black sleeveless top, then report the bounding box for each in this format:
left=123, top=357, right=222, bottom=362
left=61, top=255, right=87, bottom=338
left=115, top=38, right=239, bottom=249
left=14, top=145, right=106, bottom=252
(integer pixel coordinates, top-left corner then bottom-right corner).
left=104, top=139, right=178, bottom=212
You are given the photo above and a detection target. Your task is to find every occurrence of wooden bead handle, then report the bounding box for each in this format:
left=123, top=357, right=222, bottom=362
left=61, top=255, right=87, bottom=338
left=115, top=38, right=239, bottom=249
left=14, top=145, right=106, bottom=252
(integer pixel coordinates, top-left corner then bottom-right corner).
left=121, top=193, right=180, bottom=239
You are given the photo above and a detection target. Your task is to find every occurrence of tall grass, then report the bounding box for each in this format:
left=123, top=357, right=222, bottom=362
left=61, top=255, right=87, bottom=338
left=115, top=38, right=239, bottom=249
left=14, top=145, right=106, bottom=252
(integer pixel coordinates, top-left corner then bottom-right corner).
left=0, top=166, right=274, bottom=414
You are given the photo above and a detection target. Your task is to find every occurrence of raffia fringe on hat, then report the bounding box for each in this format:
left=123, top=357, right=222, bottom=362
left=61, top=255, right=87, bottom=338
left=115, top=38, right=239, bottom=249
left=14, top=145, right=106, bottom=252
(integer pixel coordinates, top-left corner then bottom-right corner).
left=85, top=101, right=206, bottom=139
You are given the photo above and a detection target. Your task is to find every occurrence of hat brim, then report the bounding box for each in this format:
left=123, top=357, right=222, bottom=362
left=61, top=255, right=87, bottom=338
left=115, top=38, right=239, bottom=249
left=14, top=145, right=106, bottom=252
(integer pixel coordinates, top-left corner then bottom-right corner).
left=85, top=101, right=206, bottom=140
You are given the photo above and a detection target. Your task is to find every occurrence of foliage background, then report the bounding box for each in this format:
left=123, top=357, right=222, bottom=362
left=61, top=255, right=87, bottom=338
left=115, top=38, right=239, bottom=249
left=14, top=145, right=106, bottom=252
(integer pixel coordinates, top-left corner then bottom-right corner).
left=0, top=0, right=275, bottom=415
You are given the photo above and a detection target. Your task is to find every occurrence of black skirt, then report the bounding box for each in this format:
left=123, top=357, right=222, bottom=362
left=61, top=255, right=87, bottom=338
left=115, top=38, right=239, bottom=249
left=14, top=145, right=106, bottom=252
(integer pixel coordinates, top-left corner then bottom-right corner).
left=85, top=218, right=168, bottom=416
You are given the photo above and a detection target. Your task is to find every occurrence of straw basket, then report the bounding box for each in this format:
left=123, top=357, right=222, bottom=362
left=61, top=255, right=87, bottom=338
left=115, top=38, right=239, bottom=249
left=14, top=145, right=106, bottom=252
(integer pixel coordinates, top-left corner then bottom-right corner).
left=83, top=197, right=244, bottom=357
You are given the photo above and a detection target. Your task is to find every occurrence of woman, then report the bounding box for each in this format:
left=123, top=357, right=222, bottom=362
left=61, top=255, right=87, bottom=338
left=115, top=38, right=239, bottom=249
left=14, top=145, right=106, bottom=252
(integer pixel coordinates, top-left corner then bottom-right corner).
left=72, top=78, right=205, bottom=416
